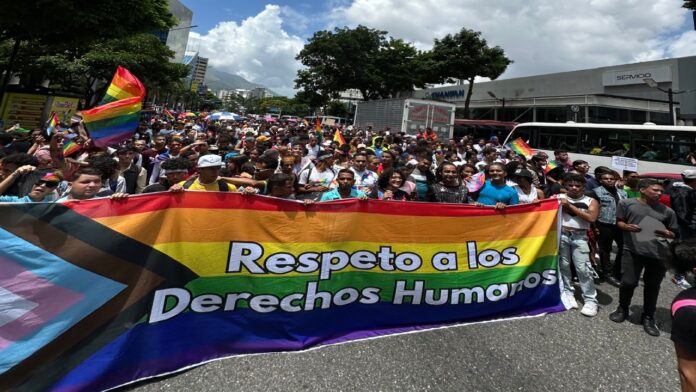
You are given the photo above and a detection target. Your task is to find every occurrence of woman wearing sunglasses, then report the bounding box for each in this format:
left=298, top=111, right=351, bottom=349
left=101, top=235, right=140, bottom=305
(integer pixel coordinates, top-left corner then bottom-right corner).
left=0, top=168, right=61, bottom=203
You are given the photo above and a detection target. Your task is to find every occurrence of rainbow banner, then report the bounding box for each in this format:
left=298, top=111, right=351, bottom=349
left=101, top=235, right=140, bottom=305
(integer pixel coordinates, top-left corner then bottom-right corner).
left=82, top=67, right=145, bottom=148
left=0, top=194, right=562, bottom=391
left=506, top=138, right=534, bottom=158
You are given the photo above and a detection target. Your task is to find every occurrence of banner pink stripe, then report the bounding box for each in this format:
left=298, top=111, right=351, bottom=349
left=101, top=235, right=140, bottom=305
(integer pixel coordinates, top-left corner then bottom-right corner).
left=672, top=299, right=696, bottom=316
left=0, top=257, right=82, bottom=349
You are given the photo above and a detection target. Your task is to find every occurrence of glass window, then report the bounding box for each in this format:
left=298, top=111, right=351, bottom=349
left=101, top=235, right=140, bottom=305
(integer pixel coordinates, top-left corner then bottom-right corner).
left=538, top=127, right=579, bottom=152
left=536, top=107, right=567, bottom=123
left=649, top=111, right=671, bottom=125
left=579, top=128, right=632, bottom=156
left=632, top=130, right=696, bottom=163
left=512, top=126, right=534, bottom=145
left=497, top=107, right=529, bottom=122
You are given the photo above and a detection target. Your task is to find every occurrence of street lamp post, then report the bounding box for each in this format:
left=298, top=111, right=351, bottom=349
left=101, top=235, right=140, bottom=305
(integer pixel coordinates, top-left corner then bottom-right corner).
left=487, top=91, right=506, bottom=121
left=644, top=78, right=675, bottom=125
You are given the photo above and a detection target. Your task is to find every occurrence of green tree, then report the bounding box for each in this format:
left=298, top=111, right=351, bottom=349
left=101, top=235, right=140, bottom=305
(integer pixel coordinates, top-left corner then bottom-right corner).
left=427, top=28, right=512, bottom=118
left=295, top=25, right=424, bottom=101
left=0, top=0, right=176, bottom=103
left=294, top=89, right=328, bottom=112
left=685, top=1, right=696, bottom=9
left=325, top=100, right=348, bottom=117
left=2, top=34, right=189, bottom=107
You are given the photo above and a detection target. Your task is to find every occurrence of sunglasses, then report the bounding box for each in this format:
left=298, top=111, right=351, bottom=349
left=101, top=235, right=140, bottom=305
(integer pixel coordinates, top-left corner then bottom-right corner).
left=36, top=180, right=59, bottom=188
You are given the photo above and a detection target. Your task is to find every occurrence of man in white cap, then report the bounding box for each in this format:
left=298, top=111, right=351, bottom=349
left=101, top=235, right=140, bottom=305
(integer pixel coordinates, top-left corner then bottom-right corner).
left=170, top=155, right=236, bottom=192
left=671, top=169, right=696, bottom=240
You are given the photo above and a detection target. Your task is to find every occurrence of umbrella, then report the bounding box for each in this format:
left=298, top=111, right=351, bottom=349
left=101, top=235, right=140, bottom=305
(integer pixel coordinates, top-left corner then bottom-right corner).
left=207, top=112, right=242, bottom=121
left=185, top=112, right=196, bottom=117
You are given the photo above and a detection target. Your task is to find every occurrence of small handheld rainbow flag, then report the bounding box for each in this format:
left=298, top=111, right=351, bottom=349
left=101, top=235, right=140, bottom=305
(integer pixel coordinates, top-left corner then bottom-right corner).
left=506, top=138, right=534, bottom=158
left=544, top=160, right=559, bottom=174
left=314, top=117, right=321, bottom=131
left=466, top=172, right=486, bottom=192
left=333, top=129, right=346, bottom=146
left=46, top=113, right=60, bottom=136
left=82, top=66, right=145, bottom=148
left=63, top=139, right=82, bottom=157
left=163, top=109, right=175, bottom=120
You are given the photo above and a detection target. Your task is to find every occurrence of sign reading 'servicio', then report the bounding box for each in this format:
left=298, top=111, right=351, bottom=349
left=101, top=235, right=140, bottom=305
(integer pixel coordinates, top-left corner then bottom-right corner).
left=602, top=65, right=672, bottom=87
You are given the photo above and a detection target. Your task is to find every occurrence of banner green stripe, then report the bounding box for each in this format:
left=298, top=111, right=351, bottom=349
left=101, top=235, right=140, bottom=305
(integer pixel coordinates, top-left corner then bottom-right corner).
left=187, top=256, right=557, bottom=298
left=140, top=256, right=557, bottom=324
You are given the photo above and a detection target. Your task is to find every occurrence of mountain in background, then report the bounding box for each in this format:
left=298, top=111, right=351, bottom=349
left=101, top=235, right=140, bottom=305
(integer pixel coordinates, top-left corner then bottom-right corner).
left=204, top=67, right=278, bottom=95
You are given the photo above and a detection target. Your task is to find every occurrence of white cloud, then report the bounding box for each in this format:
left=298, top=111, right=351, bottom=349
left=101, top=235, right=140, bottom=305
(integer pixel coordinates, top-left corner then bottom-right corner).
left=189, top=4, right=305, bottom=97
left=190, top=1, right=695, bottom=97
left=329, top=0, right=692, bottom=78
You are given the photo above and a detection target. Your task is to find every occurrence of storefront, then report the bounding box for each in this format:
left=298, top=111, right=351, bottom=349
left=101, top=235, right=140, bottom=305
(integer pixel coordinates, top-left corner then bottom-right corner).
left=413, top=56, right=696, bottom=126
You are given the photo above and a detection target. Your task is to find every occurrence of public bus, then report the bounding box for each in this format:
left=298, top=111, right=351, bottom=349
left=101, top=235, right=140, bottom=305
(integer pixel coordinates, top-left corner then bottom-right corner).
left=503, top=122, right=696, bottom=173
left=453, top=119, right=517, bottom=141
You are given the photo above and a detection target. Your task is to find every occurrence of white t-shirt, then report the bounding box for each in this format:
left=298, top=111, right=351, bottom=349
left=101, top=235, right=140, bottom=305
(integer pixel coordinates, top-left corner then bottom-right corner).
left=561, top=194, right=593, bottom=230
left=305, top=143, right=320, bottom=158
left=298, top=166, right=336, bottom=188
left=351, top=168, right=378, bottom=194
left=514, top=185, right=538, bottom=204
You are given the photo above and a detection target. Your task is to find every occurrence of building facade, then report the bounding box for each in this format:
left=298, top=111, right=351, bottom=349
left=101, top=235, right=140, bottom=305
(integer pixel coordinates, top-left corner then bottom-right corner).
left=182, top=51, right=208, bottom=92
left=413, top=56, right=696, bottom=126
left=154, top=0, right=193, bottom=64
left=250, top=87, right=275, bottom=99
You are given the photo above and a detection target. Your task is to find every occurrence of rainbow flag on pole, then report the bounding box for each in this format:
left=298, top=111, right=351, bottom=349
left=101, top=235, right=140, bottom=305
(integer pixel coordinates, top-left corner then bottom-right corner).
left=100, top=66, right=146, bottom=105
left=506, top=138, right=534, bottom=158
left=46, top=113, right=60, bottom=136
left=314, top=117, right=321, bottom=131
left=333, top=129, right=346, bottom=146
left=82, top=67, right=145, bottom=148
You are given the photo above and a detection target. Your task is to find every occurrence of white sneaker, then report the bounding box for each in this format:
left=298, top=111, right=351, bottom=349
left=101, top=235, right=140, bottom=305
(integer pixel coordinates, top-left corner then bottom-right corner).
left=580, top=302, right=598, bottom=317
left=561, top=292, right=578, bottom=310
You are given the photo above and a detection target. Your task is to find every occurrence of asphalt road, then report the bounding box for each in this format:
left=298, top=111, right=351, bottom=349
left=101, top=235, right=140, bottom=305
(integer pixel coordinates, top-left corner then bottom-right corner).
left=127, top=278, right=683, bottom=392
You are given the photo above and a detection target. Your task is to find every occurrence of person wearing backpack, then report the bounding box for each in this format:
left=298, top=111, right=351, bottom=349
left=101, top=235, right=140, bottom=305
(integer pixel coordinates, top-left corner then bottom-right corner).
left=170, top=155, right=236, bottom=193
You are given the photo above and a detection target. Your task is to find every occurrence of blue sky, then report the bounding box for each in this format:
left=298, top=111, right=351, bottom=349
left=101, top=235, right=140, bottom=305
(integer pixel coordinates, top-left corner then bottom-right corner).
left=181, top=0, right=338, bottom=38
left=179, top=1, right=696, bottom=97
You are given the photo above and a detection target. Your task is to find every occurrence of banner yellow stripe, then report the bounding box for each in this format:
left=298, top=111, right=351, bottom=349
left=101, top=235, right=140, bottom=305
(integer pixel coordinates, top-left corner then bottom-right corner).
left=153, top=236, right=557, bottom=277
left=93, top=209, right=558, bottom=246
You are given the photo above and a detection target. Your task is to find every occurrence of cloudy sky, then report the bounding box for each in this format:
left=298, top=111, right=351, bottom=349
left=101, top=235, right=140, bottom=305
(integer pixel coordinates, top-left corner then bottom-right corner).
left=181, top=0, right=696, bottom=97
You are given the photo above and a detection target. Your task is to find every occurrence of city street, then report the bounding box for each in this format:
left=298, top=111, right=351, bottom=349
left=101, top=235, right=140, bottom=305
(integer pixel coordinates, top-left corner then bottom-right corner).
left=129, top=279, right=683, bottom=392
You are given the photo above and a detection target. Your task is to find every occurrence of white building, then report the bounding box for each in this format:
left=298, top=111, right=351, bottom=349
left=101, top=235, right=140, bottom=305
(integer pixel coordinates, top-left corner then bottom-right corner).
left=413, top=56, right=696, bottom=126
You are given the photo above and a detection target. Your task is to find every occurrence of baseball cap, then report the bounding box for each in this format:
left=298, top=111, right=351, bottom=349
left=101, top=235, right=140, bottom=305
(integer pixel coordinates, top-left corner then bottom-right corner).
left=197, top=154, right=223, bottom=168
left=514, top=168, right=534, bottom=180
left=317, top=151, right=333, bottom=161
left=682, top=169, right=696, bottom=179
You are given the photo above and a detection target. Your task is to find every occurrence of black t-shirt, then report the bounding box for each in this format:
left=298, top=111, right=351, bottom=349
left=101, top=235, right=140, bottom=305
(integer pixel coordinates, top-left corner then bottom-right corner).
left=671, top=287, right=696, bottom=356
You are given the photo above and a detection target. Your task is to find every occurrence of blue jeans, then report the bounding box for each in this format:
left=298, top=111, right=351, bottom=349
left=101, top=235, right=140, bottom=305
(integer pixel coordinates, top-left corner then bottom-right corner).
left=559, top=230, right=597, bottom=304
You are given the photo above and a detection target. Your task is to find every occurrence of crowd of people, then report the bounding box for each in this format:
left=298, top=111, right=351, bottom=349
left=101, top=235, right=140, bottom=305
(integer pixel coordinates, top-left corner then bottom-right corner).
left=0, top=112, right=695, bottom=389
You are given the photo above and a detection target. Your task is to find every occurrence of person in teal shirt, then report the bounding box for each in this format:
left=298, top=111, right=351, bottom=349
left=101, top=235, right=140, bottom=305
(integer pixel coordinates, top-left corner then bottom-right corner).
left=475, top=162, right=519, bottom=208
left=320, top=169, right=367, bottom=201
